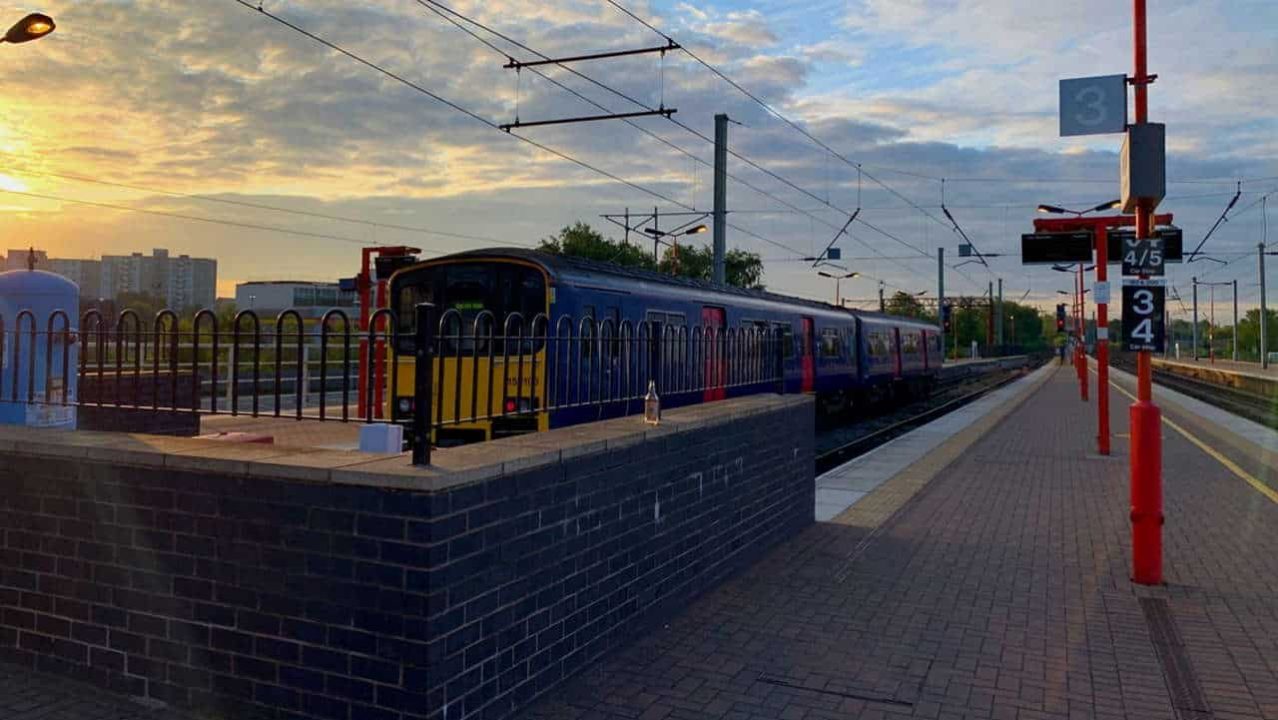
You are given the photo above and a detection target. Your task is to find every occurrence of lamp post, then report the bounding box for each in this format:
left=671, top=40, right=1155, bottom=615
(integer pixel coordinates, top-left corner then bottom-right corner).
left=1036, top=200, right=1123, bottom=217
left=645, top=223, right=708, bottom=273
left=1, top=13, right=54, bottom=44
left=817, top=271, right=858, bottom=307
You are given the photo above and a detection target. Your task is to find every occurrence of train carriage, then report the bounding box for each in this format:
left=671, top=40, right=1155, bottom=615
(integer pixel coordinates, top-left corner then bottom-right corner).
left=387, top=248, right=938, bottom=444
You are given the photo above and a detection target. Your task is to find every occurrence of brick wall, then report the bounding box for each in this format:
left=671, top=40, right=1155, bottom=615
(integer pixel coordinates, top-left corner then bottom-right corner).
left=0, top=394, right=813, bottom=720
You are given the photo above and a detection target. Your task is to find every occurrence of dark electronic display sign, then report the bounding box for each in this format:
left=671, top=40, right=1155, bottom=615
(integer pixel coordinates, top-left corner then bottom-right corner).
left=1020, top=231, right=1094, bottom=265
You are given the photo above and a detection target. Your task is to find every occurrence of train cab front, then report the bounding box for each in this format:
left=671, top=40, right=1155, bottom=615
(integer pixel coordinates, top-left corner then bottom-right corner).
left=387, top=255, right=552, bottom=445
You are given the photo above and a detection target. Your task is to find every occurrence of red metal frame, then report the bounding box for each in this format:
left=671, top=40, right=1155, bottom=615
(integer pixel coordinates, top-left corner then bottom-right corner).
left=356, top=246, right=420, bottom=419
left=1033, top=214, right=1175, bottom=445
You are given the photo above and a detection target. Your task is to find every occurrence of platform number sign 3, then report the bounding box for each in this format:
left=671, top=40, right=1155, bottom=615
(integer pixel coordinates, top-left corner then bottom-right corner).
left=1122, top=237, right=1165, bottom=277
left=1060, top=75, right=1128, bottom=137
left=1122, top=281, right=1165, bottom=352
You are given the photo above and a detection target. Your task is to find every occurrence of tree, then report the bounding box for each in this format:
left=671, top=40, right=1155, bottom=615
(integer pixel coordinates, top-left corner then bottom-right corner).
left=539, top=221, right=766, bottom=289
left=538, top=222, right=654, bottom=270
left=659, top=245, right=764, bottom=289
left=885, top=292, right=926, bottom=320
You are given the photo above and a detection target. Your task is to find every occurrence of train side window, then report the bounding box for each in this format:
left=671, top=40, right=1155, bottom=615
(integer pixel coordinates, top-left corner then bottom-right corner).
left=772, top=323, right=794, bottom=358
left=819, top=328, right=841, bottom=358
left=870, top=331, right=889, bottom=359
left=602, top=306, right=621, bottom=358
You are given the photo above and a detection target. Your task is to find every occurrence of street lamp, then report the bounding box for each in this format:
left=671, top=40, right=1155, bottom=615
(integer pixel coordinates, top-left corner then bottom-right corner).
left=2, top=13, right=54, bottom=44
left=644, top=224, right=708, bottom=271
left=1036, top=199, right=1122, bottom=217
left=643, top=224, right=707, bottom=239
left=817, top=270, right=858, bottom=306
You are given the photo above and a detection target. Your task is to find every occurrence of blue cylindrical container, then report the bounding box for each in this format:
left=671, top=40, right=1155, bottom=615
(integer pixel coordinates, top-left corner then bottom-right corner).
left=0, top=268, right=79, bottom=429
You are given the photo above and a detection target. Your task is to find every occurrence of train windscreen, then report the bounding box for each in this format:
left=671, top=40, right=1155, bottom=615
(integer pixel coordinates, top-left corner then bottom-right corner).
left=394, top=262, right=547, bottom=352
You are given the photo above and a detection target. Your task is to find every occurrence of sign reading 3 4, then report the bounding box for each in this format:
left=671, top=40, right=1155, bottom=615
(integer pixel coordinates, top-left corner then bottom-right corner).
left=1121, top=279, right=1166, bottom=352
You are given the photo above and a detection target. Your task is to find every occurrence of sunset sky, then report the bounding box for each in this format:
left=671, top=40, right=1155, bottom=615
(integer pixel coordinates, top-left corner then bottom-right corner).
left=0, top=0, right=1274, bottom=312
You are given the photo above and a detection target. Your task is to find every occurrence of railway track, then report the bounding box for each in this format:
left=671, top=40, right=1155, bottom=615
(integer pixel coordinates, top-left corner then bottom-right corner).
left=1111, top=358, right=1278, bottom=429
left=815, top=364, right=1038, bottom=474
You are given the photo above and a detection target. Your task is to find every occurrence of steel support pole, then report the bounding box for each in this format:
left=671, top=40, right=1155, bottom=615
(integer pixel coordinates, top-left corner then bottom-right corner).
left=879, top=282, right=886, bottom=313
left=987, top=281, right=994, bottom=349
left=1129, top=0, right=1162, bottom=586
left=1210, top=284, right=1216, bottom=363
left=1192, top=278, right=1199, bottom=360
left=411, top=303, right=435, bottom=466
left=712, top=114, right=728, bottom=285
left=1261, top=243, right=1269, bottom=369
left=652, top=206, right=660, bottom=264
left=1096, top=226, right=1110, bottom=455
left=996, top=278, right=1004, bottom=350
left=937, top=248, right=945, bottom=360
left=1233, top=279, right=1239, bottom=362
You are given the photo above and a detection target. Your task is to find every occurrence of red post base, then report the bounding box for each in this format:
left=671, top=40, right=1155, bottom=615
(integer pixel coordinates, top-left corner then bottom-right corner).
left=1130, top=400, right=1163, bottom=585
left=1097, top=342, right=1110, bottom=455
left=1079, top=350, right=1089, bottom=402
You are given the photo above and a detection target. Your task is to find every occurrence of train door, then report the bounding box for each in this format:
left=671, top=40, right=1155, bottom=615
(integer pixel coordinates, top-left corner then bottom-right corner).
left=893, top=327, right=903, bottom=378
left=801, top=317, right=815, bottom=393
left=701, top=306, right=726, bottom=401
left=921, top=330, right=929, bottom=371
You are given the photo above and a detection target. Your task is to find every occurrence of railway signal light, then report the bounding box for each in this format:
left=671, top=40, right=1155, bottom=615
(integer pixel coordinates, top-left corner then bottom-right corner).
left=1056, top=303, right=1067, bottom=332
left=941, top=303, right=952, bottom=332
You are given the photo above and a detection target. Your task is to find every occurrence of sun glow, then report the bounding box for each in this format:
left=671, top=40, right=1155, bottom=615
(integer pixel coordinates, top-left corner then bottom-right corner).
left=0, top=173, right=28, bottom=193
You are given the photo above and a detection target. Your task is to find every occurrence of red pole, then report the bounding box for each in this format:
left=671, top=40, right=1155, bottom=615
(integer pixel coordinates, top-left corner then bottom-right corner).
left=1078, top=264, right=1088, bottom=401
left=1130, top=0, right=1163, bottom=585
left=1096, top=226, right=1110, bottom=454
left=1075, top=268, right=1083, bottom=382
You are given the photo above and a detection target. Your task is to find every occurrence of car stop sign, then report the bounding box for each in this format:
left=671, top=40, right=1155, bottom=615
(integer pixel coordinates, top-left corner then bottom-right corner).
left=1122, top=280, right=1166, bottom=352
left=1121, top=236, right=1165, bottom=276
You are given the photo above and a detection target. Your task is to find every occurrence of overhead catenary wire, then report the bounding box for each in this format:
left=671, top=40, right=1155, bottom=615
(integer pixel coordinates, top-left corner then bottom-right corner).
left=0, top=187, right=394, bottom=247
left=408, top=0, right=943, bottom=292
left=413, top=0, right=943, bottom=284
left=225, top=0, right=953, bottom=297
left=231, top=0, right=695, bottom=218
left=1186, top=182, right=1242, bottom=262
left=604, top=0, right=981, bottom=230
left=0, top=164, right=509, bottom=245
left=597, top=0, right=999, bottom=294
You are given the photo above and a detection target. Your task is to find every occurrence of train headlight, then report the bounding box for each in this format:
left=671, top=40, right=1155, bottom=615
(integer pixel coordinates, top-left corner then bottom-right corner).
left=397, top=398, right=413, bottom=414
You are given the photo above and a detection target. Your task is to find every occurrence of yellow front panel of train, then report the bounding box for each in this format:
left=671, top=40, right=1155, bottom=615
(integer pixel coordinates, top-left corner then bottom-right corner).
left=389, top=352, right=547, bottom=437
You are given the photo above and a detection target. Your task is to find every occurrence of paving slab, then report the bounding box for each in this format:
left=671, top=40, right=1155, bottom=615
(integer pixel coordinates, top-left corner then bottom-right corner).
left=814, top=363, right=1051, bottom=521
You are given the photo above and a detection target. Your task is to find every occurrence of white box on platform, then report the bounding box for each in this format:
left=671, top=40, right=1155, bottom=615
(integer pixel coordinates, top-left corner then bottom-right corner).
left=359, top=424, right=404, bottom=453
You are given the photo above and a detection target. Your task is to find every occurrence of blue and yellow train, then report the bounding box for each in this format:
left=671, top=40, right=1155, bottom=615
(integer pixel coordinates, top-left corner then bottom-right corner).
left=389, top=248, right=942, bottom=443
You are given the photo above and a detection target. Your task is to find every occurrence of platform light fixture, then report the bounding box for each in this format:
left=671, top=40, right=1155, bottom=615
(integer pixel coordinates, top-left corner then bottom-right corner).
left=3, top=13, right=54, bottom=44
left=1036, top=199, right=1123, bottom=216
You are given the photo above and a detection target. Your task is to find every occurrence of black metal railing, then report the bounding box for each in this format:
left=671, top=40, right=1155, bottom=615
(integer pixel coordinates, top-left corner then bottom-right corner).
left=0, top=305, right=786, bottom=465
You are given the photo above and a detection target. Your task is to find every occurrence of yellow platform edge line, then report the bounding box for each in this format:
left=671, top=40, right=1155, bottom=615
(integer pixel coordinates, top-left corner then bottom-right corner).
left=1093, top=366, right=1278, bottom=505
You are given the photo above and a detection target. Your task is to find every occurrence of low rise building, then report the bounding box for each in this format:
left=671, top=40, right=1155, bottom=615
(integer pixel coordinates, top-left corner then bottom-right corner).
left=234, top=281, right=358, bottom=319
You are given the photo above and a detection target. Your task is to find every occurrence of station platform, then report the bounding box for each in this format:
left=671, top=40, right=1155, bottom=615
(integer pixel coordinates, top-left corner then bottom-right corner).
left=1154, top=355, right=1278, bottom=378
left=1150, top=356, right=1278, bottom=401
left=527, top=364, right=1278, bottom=719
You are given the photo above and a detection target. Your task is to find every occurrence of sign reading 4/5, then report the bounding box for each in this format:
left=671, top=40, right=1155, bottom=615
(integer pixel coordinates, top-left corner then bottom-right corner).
left=1122, top=281, right=1165, bottom=352
left=1122, top=236, right=1165, bottom=277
